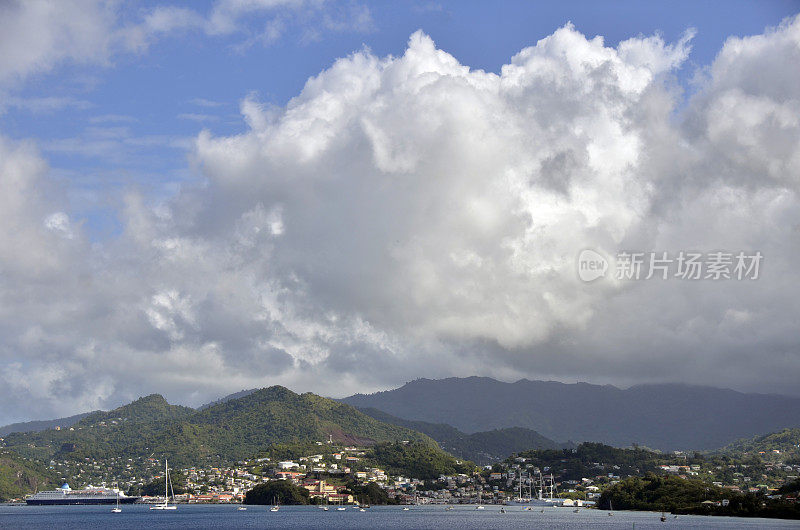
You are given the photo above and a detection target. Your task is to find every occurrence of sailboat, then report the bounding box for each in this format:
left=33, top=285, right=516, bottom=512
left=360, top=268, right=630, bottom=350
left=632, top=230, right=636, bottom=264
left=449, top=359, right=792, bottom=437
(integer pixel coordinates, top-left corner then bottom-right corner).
left=608, top=500, right=613, bottom=516
left=476, top=490, right=485, bottom=510
left=270, top=496, right=280, bottom=512
left=150, top=459, right=177, bottom=510
left=111, top=492, right=122, bottom=513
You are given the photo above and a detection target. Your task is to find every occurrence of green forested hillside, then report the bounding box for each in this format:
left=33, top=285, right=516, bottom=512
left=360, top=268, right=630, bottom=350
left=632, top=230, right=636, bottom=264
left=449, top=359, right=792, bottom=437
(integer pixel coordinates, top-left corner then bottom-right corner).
left=367, top=441, right=474, bottom=480
left=599, top=473, right=800, bottom=519
left=2, top=394, right=196, bottom=463
left=719, top=428, right=800, bottom=463
left=0, top=450, right=58, bottom=501
left=2, top=387, right=434, bottom=471
left=599, top=473, right=727, bottom=511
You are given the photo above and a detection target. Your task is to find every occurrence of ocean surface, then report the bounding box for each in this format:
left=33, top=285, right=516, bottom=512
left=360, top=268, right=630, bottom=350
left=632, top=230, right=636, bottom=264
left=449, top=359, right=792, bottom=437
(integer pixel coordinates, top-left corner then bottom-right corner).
left=1, top=504, right=798, bottom=529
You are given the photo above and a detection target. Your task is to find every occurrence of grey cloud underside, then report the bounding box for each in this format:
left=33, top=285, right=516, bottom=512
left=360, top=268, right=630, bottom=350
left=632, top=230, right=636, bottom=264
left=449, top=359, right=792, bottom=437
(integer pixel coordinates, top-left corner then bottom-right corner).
left=1, top=16, right=800, bottom=423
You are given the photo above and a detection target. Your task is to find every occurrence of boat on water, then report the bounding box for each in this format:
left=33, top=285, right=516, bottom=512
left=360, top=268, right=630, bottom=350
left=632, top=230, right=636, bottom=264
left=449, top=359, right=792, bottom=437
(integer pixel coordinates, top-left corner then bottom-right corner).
left=111, top=492, right=122, bottom=513
left=476, top=488, right=485, bottom=510
left=26, top=483, right=138, bottom=506
left=150, top=459, right=177, bottom=510
left=506, top=472, right=565, bottom=507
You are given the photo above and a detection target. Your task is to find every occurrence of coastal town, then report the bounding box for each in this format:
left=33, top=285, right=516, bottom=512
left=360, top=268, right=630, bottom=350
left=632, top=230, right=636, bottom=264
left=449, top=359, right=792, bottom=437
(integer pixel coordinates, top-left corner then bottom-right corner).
left=15, top=439, right=798, bottom=507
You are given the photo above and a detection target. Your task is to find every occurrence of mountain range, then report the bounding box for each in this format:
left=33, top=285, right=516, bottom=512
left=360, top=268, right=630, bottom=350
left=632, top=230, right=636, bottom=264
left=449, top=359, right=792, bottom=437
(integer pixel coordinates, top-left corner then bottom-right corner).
left=5, top=376, right=800, bottom=464
left=1, top=387, right=433, bottom=470
left=342, top=377, right=800, bottom=451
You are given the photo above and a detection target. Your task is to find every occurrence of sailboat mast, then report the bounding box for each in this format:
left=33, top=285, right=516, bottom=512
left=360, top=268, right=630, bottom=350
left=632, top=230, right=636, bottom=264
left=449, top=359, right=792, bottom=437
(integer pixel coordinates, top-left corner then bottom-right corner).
left=165, top=459, right=168, bottom=506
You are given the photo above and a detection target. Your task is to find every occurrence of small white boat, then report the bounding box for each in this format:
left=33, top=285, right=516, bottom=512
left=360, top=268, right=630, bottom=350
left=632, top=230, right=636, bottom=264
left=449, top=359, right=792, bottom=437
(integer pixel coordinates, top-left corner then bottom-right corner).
left=337, top=507, right=346, bottom=511
left=238, top=506, right=247, bottom=511
left=270, top=505, right=279, bottom=512
left=111, top=492, right=122, bottom=513
left=403, top=506, right=410, bottom=511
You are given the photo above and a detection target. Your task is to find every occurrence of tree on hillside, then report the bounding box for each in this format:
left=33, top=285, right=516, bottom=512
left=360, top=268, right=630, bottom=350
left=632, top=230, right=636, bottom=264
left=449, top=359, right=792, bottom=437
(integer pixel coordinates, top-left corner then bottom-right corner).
left=244, top=480, right=310, bottom=505
left=347, top=481, right=396, bottom=505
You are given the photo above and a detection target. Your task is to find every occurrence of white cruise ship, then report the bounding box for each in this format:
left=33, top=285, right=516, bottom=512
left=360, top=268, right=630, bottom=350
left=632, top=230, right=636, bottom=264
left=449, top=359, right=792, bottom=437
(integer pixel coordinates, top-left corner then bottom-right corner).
left=26, top=483, right=139, bottom=505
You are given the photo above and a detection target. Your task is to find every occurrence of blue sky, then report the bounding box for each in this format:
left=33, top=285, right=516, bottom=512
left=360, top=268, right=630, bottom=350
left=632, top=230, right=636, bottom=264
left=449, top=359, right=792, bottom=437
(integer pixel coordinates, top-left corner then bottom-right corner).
left=3, top=0, right=798, bottom=240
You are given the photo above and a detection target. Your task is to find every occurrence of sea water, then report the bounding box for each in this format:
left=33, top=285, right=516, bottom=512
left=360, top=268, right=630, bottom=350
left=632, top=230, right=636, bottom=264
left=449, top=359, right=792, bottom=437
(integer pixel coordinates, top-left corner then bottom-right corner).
left=1, top=503, right=797, bottom=529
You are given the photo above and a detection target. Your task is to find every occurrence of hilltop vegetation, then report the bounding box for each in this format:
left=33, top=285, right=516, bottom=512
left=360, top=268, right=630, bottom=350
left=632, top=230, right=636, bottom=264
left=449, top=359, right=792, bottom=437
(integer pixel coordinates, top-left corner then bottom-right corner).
left=0, top=450, right=58, bottom=501
left=244, top=480, right=310, bottom=505
left=368, top=442, right=474, bottom=480
left=79, top=394, right=195, bottom=425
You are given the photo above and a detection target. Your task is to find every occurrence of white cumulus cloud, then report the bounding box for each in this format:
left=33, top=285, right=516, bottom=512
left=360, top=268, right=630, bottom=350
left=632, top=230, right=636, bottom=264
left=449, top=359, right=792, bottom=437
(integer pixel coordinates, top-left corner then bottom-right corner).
left=1, top=17, right=800, bottom=423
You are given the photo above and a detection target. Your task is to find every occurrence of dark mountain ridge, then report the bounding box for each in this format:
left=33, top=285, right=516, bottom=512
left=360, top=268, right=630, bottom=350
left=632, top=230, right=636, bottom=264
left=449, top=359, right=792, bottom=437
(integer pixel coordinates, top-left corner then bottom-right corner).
left=342, top=377, right=800, bottom=451
left=356, top=406, right=563, bottom=464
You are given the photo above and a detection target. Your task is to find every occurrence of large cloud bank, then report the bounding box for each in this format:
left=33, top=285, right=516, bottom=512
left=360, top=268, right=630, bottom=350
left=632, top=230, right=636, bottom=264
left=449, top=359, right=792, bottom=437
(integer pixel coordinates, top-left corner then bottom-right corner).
left=1, top=15, right=800, bottom=422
